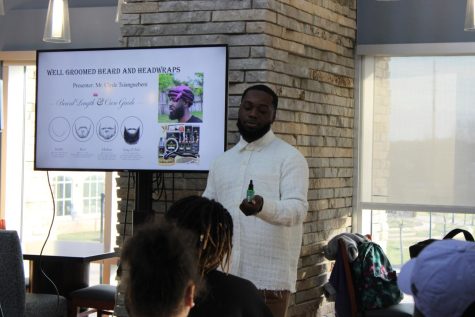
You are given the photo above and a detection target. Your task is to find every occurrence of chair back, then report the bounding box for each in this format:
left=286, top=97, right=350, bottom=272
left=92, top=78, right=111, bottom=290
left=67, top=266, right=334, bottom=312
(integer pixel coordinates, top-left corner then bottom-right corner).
left=0, top=230, right=26, bottom=317
left=338, top=239, right=358, bottom=317
left=337, top=238, right=414, bottom=317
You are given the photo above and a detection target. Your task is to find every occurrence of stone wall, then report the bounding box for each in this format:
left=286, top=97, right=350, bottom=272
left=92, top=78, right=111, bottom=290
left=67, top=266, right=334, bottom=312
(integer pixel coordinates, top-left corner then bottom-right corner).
left=115, top=1, right=356, bottom=316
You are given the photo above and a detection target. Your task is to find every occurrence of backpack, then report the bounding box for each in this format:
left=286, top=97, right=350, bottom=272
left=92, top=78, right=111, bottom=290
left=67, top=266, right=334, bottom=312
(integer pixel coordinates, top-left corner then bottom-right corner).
left=351, top=241, right=403, bottom=312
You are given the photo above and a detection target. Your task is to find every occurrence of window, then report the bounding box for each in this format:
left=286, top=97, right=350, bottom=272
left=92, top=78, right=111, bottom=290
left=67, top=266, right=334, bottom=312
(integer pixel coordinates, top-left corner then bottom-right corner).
left=357, top=54, right=475, bottom=267
left=1, top=52, right=118, bottom=284
left=83, top=175, right=105, bottom=214
left=1, top=62, right=116, bottom=242
left=53, top=175, right=73, bottom=216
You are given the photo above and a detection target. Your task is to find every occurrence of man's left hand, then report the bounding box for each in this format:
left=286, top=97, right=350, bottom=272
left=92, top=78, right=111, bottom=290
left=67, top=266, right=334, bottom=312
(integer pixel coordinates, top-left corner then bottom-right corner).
left=239, top=195, right=264, bottom=216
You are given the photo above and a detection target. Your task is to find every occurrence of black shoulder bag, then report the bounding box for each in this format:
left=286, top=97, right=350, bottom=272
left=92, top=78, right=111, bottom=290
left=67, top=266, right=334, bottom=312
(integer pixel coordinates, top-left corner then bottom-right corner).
left=409, top=228, right=475, bottom=258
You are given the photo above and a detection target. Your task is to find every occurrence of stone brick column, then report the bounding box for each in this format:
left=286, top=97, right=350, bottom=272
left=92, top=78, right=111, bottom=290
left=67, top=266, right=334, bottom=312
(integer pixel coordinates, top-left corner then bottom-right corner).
left=115, top=1, right=356, bottom=316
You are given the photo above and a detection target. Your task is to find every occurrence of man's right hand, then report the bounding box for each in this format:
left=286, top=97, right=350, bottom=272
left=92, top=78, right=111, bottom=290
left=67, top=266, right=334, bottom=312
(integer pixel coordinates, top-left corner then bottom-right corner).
left=239, top=195, right=264, bottom=216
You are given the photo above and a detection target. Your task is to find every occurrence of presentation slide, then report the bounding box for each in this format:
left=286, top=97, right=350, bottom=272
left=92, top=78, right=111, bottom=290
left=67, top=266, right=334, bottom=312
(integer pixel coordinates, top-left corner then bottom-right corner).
left=35, top=45, right=228, bottom=171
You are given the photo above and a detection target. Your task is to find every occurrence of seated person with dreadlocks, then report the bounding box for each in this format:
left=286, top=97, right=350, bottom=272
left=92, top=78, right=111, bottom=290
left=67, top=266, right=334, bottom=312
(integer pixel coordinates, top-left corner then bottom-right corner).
left=120, top=221, right=200, bottom=317
left=166, top=195, right=273, bottom=317
left=168, top=85, right=202, bottom=123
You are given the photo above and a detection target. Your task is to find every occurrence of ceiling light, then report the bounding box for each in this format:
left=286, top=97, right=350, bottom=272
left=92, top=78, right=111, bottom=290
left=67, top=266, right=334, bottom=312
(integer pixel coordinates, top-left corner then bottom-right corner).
left=465, top=0, right=475, bottom=31
left=43, top=0, right=71, bottom=43
left=115, top=0, right=125, bottom=23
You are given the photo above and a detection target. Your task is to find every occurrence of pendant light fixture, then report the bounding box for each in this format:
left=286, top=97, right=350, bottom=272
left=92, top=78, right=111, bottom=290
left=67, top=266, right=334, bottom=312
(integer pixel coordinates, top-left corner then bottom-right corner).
left=0, top=0, right=5, bottom=16
left=465, top=0, right=475, bottom=31
left=43, top=0, right=71, bottom=43
left=115, top=0, right=124, bottom=23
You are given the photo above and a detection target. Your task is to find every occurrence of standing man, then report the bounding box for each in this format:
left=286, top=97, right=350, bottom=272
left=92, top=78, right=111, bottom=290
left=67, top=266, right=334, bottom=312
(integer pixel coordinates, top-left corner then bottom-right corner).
left=168, top=85, right=202, bottom=123
left=203, top=85, right=309, bottom=317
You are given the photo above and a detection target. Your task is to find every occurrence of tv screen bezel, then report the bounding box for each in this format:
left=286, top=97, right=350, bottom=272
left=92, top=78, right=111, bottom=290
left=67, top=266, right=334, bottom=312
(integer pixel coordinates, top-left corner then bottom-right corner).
left=34, top=44, right=228, bottom=173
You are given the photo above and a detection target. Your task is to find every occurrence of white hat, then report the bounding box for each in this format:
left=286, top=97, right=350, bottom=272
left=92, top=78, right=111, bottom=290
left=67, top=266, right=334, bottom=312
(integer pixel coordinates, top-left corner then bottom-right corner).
left=398, top=239, right=475, bottom=317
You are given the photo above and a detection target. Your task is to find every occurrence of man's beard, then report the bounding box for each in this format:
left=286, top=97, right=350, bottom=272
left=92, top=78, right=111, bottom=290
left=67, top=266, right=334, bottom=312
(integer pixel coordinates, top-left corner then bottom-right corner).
left=169, top=106, right=184, bottom=120
left=237, top=119, right=271, bottom=143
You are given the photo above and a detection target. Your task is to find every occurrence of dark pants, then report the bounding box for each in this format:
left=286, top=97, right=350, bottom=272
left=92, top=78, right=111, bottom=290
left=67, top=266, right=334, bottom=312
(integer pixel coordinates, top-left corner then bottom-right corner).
left=258, top=290, right=291, bottom=317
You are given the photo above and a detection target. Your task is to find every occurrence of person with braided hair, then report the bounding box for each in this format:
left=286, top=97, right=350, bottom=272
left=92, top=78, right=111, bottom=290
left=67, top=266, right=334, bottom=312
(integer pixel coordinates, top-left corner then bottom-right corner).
left=166, top=195, right=273, bottom=317
left=168, top=85, right=202, bottom=123
left=120, top=221, right=199, bottom=317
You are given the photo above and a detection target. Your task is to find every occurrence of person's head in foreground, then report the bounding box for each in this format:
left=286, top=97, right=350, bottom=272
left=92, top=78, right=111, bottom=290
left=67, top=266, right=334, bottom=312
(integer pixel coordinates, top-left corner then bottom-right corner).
left=121, top=221, right=200, bottom=317
left=398, top=239, right=475, bottom=317
left=165, top=195, right=233, bottom=276
left=168, top=85, right=196, bottom=122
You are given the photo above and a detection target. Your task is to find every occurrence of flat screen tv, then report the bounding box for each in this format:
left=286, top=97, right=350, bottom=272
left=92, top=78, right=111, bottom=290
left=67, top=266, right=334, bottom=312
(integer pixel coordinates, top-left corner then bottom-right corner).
left=35, top=45, right=228, bottom=172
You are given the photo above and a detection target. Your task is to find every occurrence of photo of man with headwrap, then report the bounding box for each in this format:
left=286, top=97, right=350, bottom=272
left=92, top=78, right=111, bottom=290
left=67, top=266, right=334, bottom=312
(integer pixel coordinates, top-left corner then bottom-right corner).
left=167, top=85, right=202, bottom=123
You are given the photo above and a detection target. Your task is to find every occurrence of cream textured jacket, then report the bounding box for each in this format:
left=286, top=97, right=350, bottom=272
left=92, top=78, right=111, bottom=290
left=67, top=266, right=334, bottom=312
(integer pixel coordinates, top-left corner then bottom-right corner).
left=203, top=130, right=309, bottom=292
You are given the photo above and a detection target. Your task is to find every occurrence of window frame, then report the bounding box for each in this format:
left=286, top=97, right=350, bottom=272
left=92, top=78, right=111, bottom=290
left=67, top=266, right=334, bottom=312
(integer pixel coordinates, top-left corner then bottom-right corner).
left=83, top=175, right=105, bottom=214
left=354, top=43, right=475, bottom=233
left=0, top=51, right=116, bottom=252
left=53, top=175, right=73, bottom=216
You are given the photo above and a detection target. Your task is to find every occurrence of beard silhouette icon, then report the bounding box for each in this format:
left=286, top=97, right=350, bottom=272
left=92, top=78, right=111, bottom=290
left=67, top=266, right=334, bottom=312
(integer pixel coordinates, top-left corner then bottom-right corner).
left=99, top=125, right=117, bottom=140
left=123, top=126, right=140, bottom=144
left=73, top=117, right=94, bottom=142
left=121, top=116, right=143, bottom=145
left=98, top=117, right=118, bottom=142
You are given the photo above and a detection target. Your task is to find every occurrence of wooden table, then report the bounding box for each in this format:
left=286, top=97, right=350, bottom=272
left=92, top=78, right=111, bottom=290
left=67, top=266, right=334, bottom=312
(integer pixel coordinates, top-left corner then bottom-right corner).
left=22, top=240, right=116, bottom=298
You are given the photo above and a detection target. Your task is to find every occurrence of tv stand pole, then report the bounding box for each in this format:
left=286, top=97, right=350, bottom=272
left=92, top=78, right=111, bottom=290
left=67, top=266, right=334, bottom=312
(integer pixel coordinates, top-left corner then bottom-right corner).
left=134, top=171, right=153, bottom=227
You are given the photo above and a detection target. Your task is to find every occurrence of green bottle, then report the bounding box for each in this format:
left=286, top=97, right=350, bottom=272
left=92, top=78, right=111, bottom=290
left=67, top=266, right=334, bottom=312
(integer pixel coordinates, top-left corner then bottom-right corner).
left=246, top=180, right=255, bottom=202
